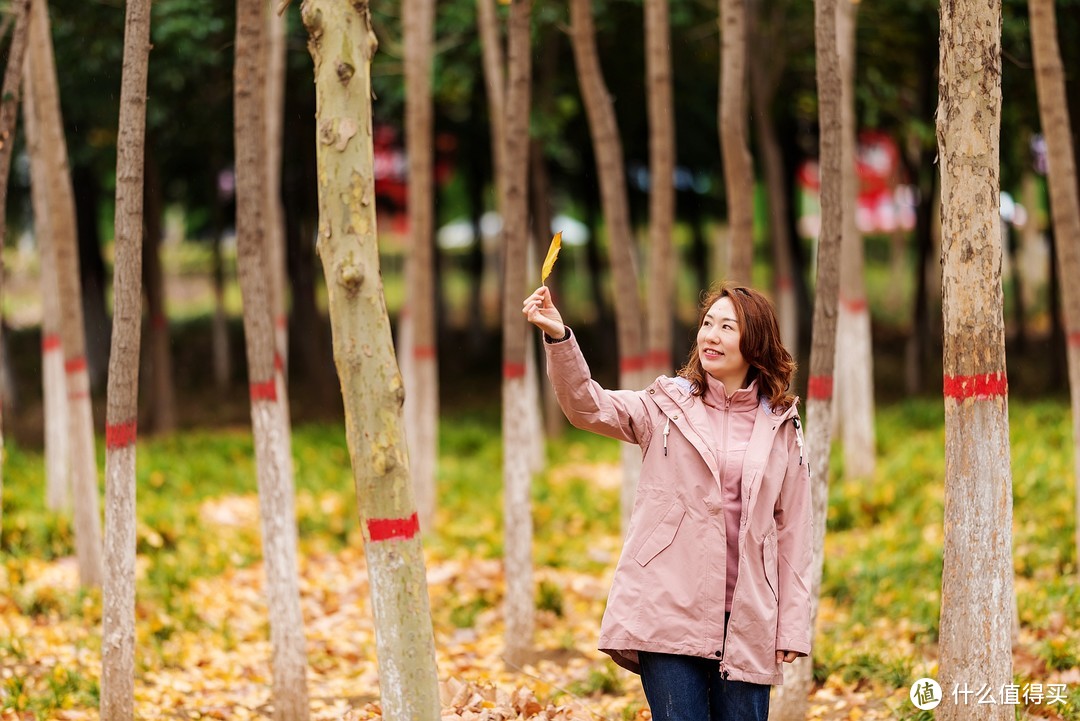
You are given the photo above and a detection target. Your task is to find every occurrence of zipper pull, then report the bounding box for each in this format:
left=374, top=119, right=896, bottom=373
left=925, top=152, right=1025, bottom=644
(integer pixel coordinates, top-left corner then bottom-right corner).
left=663, top=417, right=671, bottom=456
left=792, top=417, right=805, bottom=465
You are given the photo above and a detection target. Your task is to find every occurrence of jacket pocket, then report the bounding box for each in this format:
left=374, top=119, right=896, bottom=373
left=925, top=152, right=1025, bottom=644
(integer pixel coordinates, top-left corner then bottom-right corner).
left=763, top=531, right=779, bottom=603
left=633, top=501, right=686, bottom=567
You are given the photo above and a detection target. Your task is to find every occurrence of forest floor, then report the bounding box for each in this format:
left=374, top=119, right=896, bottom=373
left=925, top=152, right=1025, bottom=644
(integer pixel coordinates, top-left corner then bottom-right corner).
left=2, top=402, right=1079, bottom=720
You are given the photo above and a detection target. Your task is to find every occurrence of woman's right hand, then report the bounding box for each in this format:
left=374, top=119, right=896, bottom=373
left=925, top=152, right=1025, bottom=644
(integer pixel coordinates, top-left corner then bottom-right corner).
left=522, top=286, right=566, bottom=339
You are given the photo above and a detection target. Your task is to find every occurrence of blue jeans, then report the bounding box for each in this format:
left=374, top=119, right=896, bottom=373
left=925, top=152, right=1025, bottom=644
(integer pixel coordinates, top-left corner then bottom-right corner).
left=638, top=651, right=771, bottom=721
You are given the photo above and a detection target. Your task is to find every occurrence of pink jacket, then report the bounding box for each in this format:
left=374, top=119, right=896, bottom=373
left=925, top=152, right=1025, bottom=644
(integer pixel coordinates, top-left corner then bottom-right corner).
left=545, top=331, right=813, bottom=685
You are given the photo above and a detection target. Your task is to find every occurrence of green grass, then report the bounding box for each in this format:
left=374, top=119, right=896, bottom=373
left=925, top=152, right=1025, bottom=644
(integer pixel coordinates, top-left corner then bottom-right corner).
left=1, top=397, right=1078, bottom=718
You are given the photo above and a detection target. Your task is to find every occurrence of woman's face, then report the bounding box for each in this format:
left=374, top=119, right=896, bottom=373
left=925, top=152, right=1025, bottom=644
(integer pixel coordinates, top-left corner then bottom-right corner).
left=697, top=296, right=751, bottom=384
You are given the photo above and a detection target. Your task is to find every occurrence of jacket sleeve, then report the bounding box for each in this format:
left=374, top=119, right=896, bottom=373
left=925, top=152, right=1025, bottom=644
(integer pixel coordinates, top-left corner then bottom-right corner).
left=543, top=329, right=654, bottom=448
left=773, top=417, right=813, bottom=656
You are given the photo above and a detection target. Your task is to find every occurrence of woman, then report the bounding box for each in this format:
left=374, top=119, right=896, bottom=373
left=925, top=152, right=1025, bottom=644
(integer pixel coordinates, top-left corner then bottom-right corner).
left=522, top=283, right=813, bottom=721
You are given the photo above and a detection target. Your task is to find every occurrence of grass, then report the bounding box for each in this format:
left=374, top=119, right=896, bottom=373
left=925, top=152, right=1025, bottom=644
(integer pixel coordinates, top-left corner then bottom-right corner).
left=1, top=398, right=1078, bottom=718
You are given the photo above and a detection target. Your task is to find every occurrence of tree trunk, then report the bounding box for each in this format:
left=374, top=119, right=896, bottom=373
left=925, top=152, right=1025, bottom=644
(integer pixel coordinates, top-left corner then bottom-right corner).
left=497, top=0, right=535, bottom=668
left=718, top=0, right=753, bottom=285
left=100, top=0, right=150, bottom=715
left=402, top=0, right=438, bottom=536
left=832, top=0, right=875, bottom=480
left=142, top=149, right=177, bottom=434
left=27, top=0, right=103, bottom=587
left=301, top=1, right=442, bottom=716
left=644, top=0, right=675, bottom=378
left=23, top=63, right=69, bottom=513
left=530, top=139, right=565, bottom=439
left=234, top=0, right=310, bottom=716
left=769, top=0, right=843, bottom=713
left=749, top=0, right=797, bottom=357
left=0, top=0, right=29, bottom=526
left=265, top=0, right=288, bottom=375
left=936, top=0, right=1013, bottom=715
left=569, top=0, right=647, bottom=533
left=1029, top=0, right=1080, bottom=582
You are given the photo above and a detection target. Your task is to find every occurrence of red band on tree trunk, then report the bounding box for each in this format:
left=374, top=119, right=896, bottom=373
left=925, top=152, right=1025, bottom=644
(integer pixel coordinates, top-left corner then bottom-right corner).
left=1068, top=332, right=1080, bottom=348
left=274, top=353, right=284, bottom=372
left=106, top=420, right=138, bottom=449
left=807, top=375, right=834, bottom=400
left=646, top=349, right=671, bottom=370
left=250, top=378, right=278, bottom=402
left=503, top=362, right=526, bottom=379
left=42, top=334, right=62, bottom=352
left=65, top=357, right=87, bottom=374
left=620, top=355, right=645, bottom=374
left=367, top=512, right=420, bottom=542
left=943, top=371, right=1007, bottom=400
left=275, top=314, right=288, bottom=329
left=840, top=295, right=868, bottom=313
left=414, top=345, right=436, bottom=361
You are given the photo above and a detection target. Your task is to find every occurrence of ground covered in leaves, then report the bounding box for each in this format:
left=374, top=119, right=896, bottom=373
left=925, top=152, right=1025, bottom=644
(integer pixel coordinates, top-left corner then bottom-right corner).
left=2, top=400, right=1079, bottom=719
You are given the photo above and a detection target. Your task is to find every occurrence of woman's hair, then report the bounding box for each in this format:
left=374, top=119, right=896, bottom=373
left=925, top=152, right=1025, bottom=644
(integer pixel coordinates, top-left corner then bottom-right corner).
left=677, top=283, right=797, bottom=411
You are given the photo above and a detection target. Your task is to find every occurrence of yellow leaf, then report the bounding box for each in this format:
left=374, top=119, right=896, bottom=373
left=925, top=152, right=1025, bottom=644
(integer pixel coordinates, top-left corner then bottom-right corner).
left=541, top=231, right=563, bottom=283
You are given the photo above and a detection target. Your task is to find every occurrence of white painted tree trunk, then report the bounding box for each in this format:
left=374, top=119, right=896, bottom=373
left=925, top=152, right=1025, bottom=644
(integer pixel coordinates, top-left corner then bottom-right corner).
left=27, top=0, right=102, bottom=586
left=234, top=0, right=310, bottom=715
left=832, top=0, right=875, bottom=480
left=936, top=0, right=1013, bottom=713
left=22, top=66, right=68, bottom=512
left=769, top=0, right=844, bottom=713
left=301, top=1, right=442, bottom=714
left=402, top=0, right=439, bottom=535
left=101, top=0, right=150, bottom=715
left=1028, top=0, right=1080, bottom=584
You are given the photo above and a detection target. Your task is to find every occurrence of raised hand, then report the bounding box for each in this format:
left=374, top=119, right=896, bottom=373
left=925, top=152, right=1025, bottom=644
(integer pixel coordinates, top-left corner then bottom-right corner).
left=522, top=286, right=566, bottom=339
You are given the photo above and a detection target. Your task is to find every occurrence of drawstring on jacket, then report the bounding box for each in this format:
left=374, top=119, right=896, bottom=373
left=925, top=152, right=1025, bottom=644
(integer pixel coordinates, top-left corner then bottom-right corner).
left=792, top=417, right=805, bottom=465
left=663, top=417, right=671, bottom=456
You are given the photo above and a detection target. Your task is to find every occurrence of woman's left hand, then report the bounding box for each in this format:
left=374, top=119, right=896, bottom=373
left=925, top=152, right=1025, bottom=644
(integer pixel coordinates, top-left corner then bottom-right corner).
left=776, top=650, right=800, bottom=664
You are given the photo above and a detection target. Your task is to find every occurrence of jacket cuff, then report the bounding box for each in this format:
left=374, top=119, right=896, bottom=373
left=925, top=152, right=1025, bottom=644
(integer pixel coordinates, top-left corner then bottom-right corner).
left=776, top=636, right=811, bottom=657
left=544, top=327, right=572, bottom=344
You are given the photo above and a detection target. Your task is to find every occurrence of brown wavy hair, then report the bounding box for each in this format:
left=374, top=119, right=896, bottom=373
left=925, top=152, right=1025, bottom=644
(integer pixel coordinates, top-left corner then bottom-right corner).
left=678, top=283, right=797, bottom=411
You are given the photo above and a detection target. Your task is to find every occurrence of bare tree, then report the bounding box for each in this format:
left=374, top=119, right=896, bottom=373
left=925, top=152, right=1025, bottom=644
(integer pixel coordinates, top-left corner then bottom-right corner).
left=402, top=0, right=439, bottom=535
left=769, top=0, right=843, bottom=712
left=499, top=0, right=535, bottom=668
left=27, top=0, right=102, bottom=587
left=100, top=0, right=151, bottom=715
left=936, top=0, right=1013, bottom=715
left=0, top=0, right=29, bottom=525
left=1029, top=0, right=1080, bottom=581
left=234, top=0, right=310, bottom=716
left=301, top=0, right=442, bottom=715
left=833, top=0, right=875, bottom=480
left=568, top=0, right=647, bottom=533
left=266, top=1, right=288, bottom=374
left=719, top=0, right=753, bottom=284
left=22, top=62, right=68, bottom=513
left=644, top=0, right=676, bottom=378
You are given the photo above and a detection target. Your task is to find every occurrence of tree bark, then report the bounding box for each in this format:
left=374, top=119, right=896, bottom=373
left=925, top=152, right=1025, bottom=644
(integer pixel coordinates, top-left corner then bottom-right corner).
left=301, top=1, right=442, bottom=716
left=0, top=0, right=29, bottom=527
left=832, top=0, right=875, bottom=480
left=100, top=0, right=150, bottom=715
left=266, top=0, right=289, bottom=375
left=644, top=0, right=675, bottom=378
left=936, top=0, right=1013, bottom=715
left=569, top=0, right=647, bottom=534
left=718, top=0, right=754, bottom=284
left=27, top=0, right=103, bottom=587
left=769, top=0, right=843, bottom=713
left=498, top=0, right=535, bottom=668
left=402, top=0, right=439, bottom=536
left=1029, top=0, right=1080, bottom=582
left=234, top=0, right=310, bottom=716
